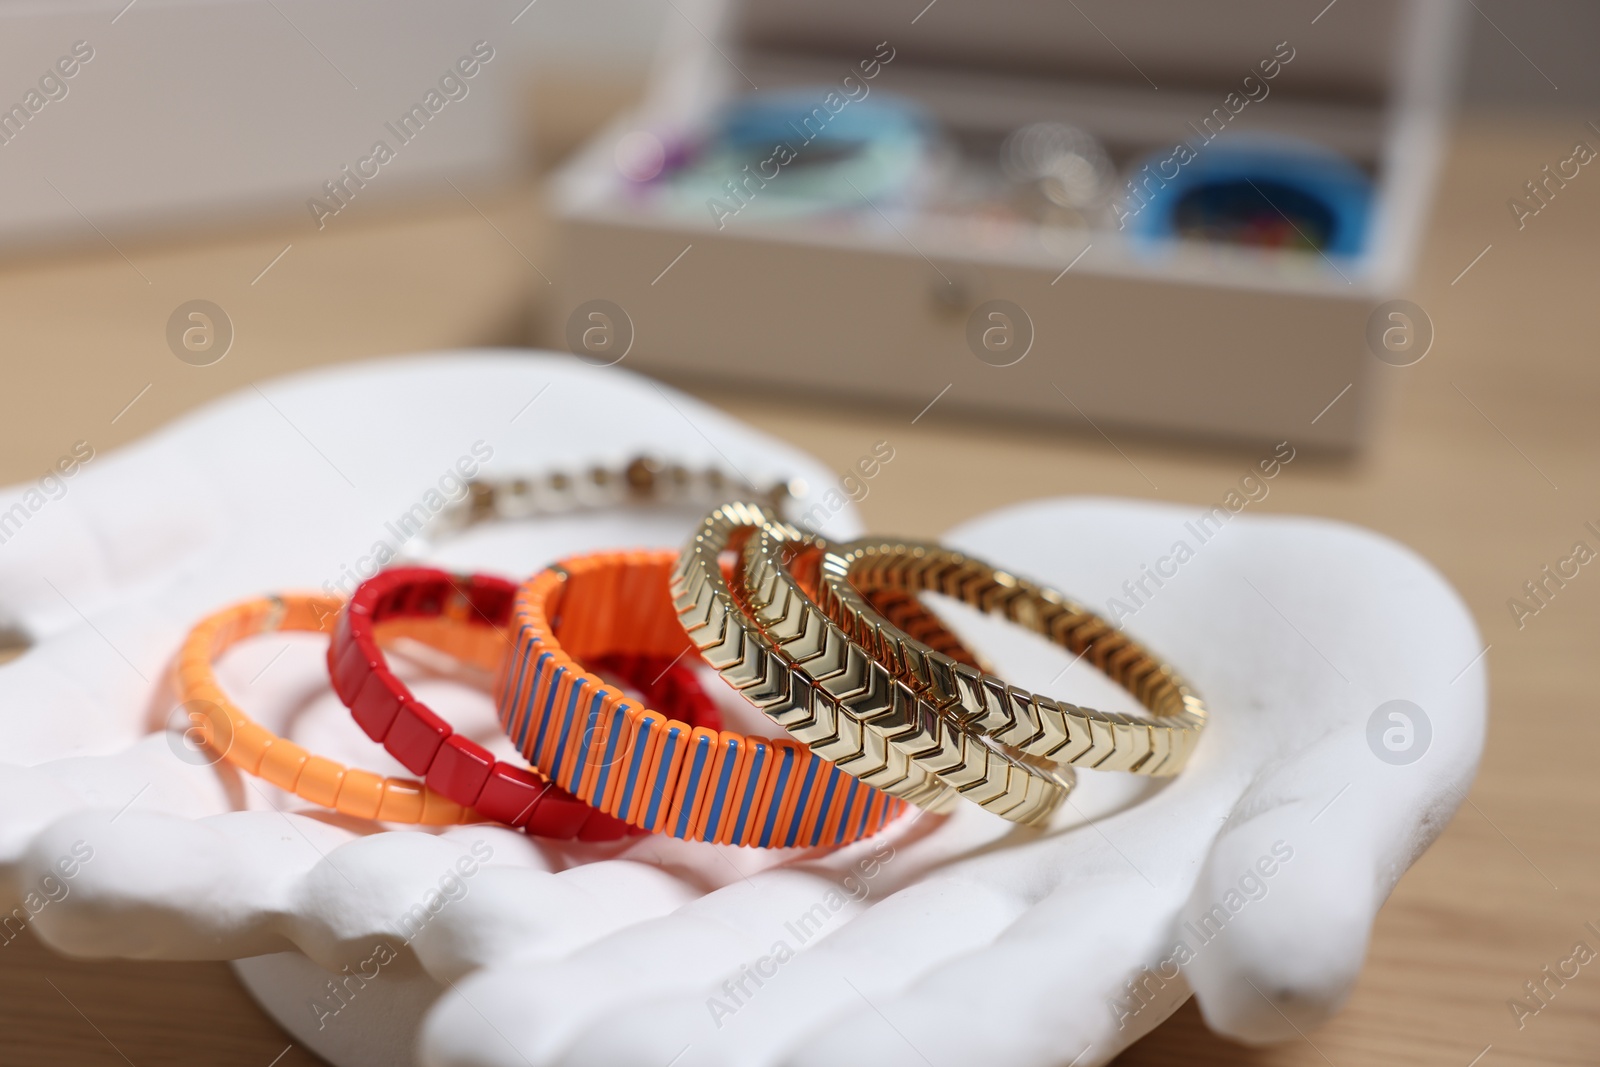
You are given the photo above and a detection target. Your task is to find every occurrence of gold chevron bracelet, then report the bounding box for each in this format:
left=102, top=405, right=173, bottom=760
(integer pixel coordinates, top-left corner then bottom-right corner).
left=671, top=502, right=1073, bottom=825
left=815, top=540, right=1207, bottom=777
left=739, top=525, right=1074, bottom=822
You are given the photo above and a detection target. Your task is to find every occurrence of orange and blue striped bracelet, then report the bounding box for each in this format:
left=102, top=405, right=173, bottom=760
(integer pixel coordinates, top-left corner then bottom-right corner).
left=497, top=549, right=907, bottom=848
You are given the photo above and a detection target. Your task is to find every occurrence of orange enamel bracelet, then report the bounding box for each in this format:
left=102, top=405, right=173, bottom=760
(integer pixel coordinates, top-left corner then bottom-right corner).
left=175, top=593, right=472, bottom=824
left=499, top=550, right=910, bottom=847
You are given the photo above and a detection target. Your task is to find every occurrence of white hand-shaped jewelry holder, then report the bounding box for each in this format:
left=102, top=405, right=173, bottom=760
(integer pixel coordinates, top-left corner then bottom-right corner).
left=0, top=354, right=1484, bottom=1067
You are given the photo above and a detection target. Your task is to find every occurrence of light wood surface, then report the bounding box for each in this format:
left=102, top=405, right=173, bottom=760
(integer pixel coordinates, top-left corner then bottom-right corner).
left=2, top=111, right=1597, bottom=1066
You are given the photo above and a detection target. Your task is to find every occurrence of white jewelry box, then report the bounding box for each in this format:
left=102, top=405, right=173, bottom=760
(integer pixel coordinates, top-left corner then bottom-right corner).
left=548, top=0, right=1466, bottom=449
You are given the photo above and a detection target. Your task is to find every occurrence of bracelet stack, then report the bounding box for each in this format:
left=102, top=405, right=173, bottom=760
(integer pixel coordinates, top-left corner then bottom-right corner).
left=168, top=454, right=1206, bottom=848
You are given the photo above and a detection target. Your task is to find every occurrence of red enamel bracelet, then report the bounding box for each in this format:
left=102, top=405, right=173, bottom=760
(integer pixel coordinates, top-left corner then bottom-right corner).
left=329, top=567, right=721, bottom=841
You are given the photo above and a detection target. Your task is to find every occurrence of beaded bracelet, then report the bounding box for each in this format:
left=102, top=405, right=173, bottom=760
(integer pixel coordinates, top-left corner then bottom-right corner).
left=399, top=455, right=800, bottom=560
left=176, top=594, right=472, bottom=824
left=498, top=550, right=909, bottom=848
left=331, top=567, right=722, bottom=841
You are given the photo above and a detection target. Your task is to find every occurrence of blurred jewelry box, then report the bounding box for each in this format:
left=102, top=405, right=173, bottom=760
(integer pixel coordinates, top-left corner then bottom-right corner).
left=548, top=0, right=1466, bottom=449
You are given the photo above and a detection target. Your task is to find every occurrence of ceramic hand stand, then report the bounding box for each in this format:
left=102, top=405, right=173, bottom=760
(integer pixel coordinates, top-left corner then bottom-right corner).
left=0, top=354, right=1484, bottom=1067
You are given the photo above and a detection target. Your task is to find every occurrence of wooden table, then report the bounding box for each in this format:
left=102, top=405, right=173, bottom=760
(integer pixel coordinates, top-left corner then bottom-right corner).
left=1, top=112, right=1596, bottom=1066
